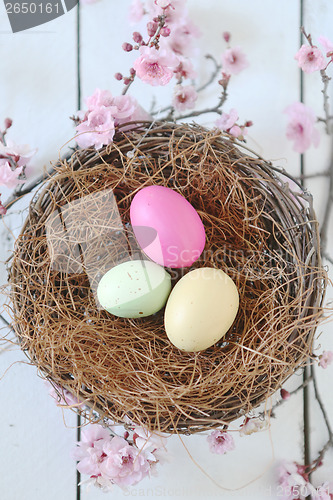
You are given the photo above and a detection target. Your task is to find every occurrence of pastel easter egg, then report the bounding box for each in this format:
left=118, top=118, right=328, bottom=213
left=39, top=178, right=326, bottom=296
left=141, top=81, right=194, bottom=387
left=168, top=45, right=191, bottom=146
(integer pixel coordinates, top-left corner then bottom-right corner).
left=130, top=185, right=206, bottom=268
left=164, top=268, right=239, bottom=352
left=97, top=260, right=171, bottom=318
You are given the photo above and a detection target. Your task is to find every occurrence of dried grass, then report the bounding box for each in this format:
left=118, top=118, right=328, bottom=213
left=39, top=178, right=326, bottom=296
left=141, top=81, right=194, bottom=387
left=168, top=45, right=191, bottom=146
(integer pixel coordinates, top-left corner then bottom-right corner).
left=8, top=122, right=326, bottom=433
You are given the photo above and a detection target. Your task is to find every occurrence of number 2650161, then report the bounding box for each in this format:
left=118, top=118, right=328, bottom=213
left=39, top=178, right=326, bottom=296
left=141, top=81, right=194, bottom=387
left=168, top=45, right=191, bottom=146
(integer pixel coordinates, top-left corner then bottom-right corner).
left=6, top=3, right=61, bottom=14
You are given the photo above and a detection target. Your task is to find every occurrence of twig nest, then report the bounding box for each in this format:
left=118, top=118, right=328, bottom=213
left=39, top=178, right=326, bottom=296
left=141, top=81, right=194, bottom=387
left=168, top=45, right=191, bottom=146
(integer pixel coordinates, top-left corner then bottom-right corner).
left=9, top=122, right=326, bottom=433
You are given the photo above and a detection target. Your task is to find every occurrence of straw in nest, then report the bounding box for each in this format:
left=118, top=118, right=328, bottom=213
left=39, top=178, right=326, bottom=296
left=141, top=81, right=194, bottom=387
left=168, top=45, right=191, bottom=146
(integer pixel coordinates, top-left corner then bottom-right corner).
left=8, top=122, right=326, bottom=434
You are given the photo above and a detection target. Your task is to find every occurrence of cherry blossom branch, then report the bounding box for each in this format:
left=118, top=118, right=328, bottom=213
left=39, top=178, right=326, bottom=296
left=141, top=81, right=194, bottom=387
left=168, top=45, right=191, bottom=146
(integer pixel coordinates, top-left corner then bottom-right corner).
left=318, top=116, right=333, bottom=123
left=173, top=83, right=228, bottom=122
left=151, top=54, right=222, bottom=119
left=195, top=54, right=222, bottom=93
left=295, top=170, right=330, bottom=180
left=306, top=364, right=333, bottom=476
left=121, top=14, right=167, bottom=96
left=320, top=70, right=332, bottom=135
left=319, top=140, right=333, bottom=253
left=301, top=27, right=332, bottom=134
left=148, top=14, right=166, bottom=47
left=258, top=375, right=313, bottom=419
left=0, top=119, right=19, bottom=171
left=122, top=72, right=136, bottom=96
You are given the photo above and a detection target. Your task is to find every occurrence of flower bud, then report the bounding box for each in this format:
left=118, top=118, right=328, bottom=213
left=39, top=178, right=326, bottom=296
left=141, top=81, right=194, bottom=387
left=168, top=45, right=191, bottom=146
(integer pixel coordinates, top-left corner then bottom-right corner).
left=129, top=67, right=136, bottom=76
left=133, top=31, right=143, bottom=44
left=161, top=27, right=171, bottom=37
left=245, top=120, right=253, bottom=128
left=123, top=78, right=131, bottom=85
left=4, top=118, right=12, bottom=130
left=280, top=388, right=291, bottom=400
left=114, top=72, right=123, bottom=81
left=223, top=31, right=231, bottom=43
left=122, top=42, right=133, bottom=52
left=0, top=203, right=7, bottom=216
left=147, top=21, right=158, bottom=37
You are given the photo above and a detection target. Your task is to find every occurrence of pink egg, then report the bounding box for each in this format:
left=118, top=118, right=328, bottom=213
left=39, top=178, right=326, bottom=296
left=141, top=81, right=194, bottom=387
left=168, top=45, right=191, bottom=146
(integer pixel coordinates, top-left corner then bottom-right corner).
left=130, top=185, right=206, bottom=268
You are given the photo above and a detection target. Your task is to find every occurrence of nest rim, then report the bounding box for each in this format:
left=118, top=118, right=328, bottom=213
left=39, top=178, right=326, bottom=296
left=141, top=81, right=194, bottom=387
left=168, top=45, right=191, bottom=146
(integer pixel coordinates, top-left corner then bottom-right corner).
left=8, top=121, right=327, bottom=434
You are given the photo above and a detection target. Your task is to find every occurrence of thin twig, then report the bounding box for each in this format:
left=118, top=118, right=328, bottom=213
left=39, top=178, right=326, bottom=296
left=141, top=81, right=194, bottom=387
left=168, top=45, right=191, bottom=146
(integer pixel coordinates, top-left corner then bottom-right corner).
left=320, top=69, right=332, bottom=135
left=152, top=54, right=222, bottom=119
left=123, top=15, right=166, bottom=97
left=259, top=375, right=313, bottom=417
left=319, top=139, right=333, bottom=253
left=174, top=85, right=228, bottom=122
left=196, top=54, right=222, bottom=93
left=122, top=75, right=136, bottom=96
left=295, top=170, right=329, bottom=180
left=307, top=364, right=333, bottom=476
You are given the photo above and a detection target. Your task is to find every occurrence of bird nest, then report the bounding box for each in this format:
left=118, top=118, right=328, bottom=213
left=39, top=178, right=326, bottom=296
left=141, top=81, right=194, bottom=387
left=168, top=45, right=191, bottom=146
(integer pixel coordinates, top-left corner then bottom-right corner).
left=9, top=122, right=326, bottom=434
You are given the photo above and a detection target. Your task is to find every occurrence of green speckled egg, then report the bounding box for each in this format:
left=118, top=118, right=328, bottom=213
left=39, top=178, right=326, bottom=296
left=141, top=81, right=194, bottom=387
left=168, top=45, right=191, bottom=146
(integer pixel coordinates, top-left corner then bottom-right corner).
left=97, top=260, right=171, bottom=318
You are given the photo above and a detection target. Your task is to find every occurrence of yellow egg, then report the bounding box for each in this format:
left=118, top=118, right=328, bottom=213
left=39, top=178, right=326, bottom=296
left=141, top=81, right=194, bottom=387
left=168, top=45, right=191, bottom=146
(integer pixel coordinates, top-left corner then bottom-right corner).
left=164, top=267, right=239, bottom=352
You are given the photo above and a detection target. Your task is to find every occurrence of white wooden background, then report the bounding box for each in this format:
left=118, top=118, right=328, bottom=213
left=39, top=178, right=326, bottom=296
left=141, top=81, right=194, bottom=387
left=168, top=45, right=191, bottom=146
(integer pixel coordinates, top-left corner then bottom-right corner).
left=0, top=1, right=333, bottom=499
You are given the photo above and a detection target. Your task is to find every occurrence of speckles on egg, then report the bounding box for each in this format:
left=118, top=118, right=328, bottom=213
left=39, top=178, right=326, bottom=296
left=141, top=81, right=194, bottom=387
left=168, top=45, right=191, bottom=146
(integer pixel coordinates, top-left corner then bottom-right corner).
left=97, top=260, right=171, bottom=318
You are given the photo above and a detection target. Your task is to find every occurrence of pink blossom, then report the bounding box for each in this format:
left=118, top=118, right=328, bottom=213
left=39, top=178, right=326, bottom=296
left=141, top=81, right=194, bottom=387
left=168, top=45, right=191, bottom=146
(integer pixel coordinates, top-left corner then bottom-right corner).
left=133, top=426, right=166, bottom=460
left=47, top=382, right=83, bottom=407
left=72, top=424, right=111, bottom=476
left=295, top=45, right=327, bottom=73
left=0, top=161, right=23, bottom=188
left=155, top=0, right=172, bottom=8
left=129, top=0, right=145, bottom=24
left=312, top=482, right=333, bottom=500
left=167, top=20, right=200, bottom=57
left=215, top=109, right=238, bottom=131
left=215, top=109, right=248, bottom=139
left=76, top=90, right=151, bottom=148
left=173, top=84, right=197, bottom=111
left=85, top=88, right=114, bottom=110
left=277, top=461, right=315, bottom=500
left=174, top=58, right=196, bottom=79
left=73, top=423, right=164, bottom=491
left=318, top=36, right=333, bottom=55
left=149, top=0, right=187, bottom=21
left=221, top=46, right=248, bottom=75
left=112, top=95, right=152, bottom=126
left=99, top=436, right=151, bottom=487
left=318, top=350, right=333, bottom=369
left=240, top=417, right=267, bottom=436
left=75, top=106, right=116, bottom=149
left=0, top=140, right=36, bottom=168
left=133, top=46, right=179, bottom=86
left=229, top=125, right=244, bottom=137
left=207, top=430, right=235, bottom=455
left=77, top=424, right=111, bottom=449
left=284, top=102, right=320, bottom=153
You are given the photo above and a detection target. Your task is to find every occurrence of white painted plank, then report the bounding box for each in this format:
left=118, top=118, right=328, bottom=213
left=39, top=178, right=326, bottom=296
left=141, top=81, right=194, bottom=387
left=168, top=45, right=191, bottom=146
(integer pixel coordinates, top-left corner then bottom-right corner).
left=302, top=0, right=333, bottom=490
left=79, top=1, right=307, bottom=499
left=0, top=7, right=78, bottom=500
